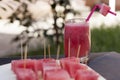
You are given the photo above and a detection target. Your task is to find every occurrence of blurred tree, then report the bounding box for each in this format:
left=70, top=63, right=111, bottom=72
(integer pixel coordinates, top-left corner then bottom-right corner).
left=0, top=0, right=78, bottom=49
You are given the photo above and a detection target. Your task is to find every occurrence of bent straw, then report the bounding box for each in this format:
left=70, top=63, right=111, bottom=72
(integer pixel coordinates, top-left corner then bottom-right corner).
left=86, top=4, right=117, bottom=22
left=86, top=5, right=98, bottom=22
left=108, top=11, right=117, bottom=16
left=68, top=38, right=71, bottom=57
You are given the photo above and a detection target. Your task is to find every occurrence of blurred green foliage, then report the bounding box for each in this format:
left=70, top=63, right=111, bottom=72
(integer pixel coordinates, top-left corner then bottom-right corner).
left=91, top=25, right=120, bottom=53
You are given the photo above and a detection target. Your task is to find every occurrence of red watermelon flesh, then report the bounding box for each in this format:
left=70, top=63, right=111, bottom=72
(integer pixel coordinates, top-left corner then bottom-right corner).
left=15, top=68, right=37, bottom=80
left=60, top=57, right=80, bottom=70
left=34, top=58, right=56, bottom=78
left=42, top=62, right=61, bottom=78
left=42, top=62, right=61, bottom=72
left=65, top=62, right=88, bottom=78
left=75, top=69, right=99, bottom=80
left=99, top=3, right=110, bottom=16
left=11, top=59, right=36, bottom=73
left=44, top=69, right=70, bottom=80
left=34, top=58, right=56, bottom=72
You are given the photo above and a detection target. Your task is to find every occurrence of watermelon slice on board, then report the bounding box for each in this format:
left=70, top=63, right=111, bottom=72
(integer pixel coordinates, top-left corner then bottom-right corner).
left=60, top=57, right=80, bottom=70
left=44, top=69, right=71, bottom=80
left=11, top=59, right=36, bottom=73
left=75, top=69, right=99, bottom=80
left=34, top=58, right=56, bottom=72
left=10, top=58, right=106, bottom=80
left=15, top=68, right=37, bottom=80
left=42, top=62, right=61, bottom=78
left=65, top=62, right=88, bottom=78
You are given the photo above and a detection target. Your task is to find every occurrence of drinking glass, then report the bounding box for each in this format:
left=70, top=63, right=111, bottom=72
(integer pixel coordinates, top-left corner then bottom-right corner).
left=64, top=18, right=91, bottom=61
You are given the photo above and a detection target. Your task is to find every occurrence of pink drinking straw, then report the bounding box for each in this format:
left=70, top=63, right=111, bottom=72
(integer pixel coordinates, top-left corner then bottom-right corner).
left=86, top=5, right=99, bottom=22
left=108, top=11, right=117, bottom=16
left=86, top=4, right=117, bottom=22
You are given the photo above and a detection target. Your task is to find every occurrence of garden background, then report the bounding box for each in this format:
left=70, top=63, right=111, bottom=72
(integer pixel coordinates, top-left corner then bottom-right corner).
left=0, top=0, right=120, bottom=57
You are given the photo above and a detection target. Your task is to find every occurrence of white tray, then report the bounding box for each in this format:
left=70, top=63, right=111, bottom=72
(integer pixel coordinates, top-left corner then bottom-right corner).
left=0, top=63, right=106, bottom=80
left=0, top=64, right=16, bottom=80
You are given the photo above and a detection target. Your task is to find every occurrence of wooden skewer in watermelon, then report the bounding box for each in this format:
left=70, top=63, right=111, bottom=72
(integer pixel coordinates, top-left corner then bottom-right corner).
left=36, top=39, right=47, bottom=79
left=23, top=45, right=28, bottom=69
left=44, top=39, right=46, bottom=59
left=56, top=44, right=60, bottom=60
left=48, top=44, right=51, bottom=58
left=68, top=38, right=71, bottom=57
left=77, top=45, right=81, bottom=58
left=20, top=39, right=23, bottom=60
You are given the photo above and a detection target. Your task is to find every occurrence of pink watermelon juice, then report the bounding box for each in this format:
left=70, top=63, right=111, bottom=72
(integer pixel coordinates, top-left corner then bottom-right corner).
left=64, top=18, right=90, bottom=57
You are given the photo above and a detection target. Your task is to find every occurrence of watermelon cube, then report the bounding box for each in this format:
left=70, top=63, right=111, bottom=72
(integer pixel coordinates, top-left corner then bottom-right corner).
left=42, top=62, right=61, bottom=73
left=34, top=58, right=56, bottom=78
left=75, top=69, right=99, bottom=80
left=42, top=62, right=61, bottom=78
left=15, top=68, right=37, bottom=80
left=60, top=57, right=80, bottom=69
left=99, top=3, right=110, bottom=16
left=34, top=58, right=56, bottom=72
left=44, top=69, right=70, bottom=80
left=64, top=62, right=87, bottom=78
left=11, top=59, right=36, bottom=73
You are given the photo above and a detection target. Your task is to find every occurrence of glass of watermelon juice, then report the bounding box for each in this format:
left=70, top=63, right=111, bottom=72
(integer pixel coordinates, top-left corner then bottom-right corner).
left=64, top=18, right=91, bottom=58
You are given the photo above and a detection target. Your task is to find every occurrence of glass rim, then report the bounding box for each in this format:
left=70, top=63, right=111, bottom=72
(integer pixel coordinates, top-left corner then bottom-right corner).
left=65, top=18, right=89, bottom=25
left=65, top=18, right=87, bottom=23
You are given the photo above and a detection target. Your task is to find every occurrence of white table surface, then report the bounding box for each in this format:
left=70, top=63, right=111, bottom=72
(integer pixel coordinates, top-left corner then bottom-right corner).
left=0, top=63, right=16, bottom=80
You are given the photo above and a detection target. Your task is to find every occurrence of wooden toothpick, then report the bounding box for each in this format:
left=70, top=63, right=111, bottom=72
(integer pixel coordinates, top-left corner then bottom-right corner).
left=77, top=45, right=81, bottom=58
left=20, top=40, right=23, bottom=59
left=56, top=45, right=60, bottom=60
left=44, top=39, right=46, bottom=59
left=48, top=44, right=51, bottom=58
left=24, top=45, right=28, bottom=68
left=68, top=38, right=70, bottom=57
left=85, top=51, right=89, bottom=64
left=24, top=45, right=28, bottom=60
